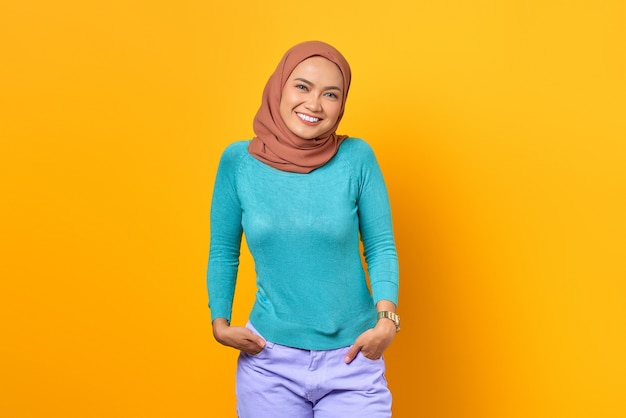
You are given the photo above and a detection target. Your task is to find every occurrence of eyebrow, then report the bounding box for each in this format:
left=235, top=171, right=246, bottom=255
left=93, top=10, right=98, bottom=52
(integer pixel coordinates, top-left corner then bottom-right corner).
left=294, top=77, right=342, bottom=91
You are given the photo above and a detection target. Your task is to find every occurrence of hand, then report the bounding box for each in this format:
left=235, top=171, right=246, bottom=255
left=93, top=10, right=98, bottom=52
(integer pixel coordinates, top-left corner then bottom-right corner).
left=344, top=318, right=397, bottom=363
left=212, top=318, right=266, bottom=355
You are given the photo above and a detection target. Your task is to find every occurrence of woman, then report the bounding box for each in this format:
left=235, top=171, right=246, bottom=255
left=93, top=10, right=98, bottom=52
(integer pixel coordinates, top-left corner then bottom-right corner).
left=207, top=41, right=400, bottom=417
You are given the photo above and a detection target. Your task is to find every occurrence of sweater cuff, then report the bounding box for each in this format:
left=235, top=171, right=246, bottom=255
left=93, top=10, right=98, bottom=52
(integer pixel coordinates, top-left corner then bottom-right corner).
left=372, top=281, right=399, bottom=307
left=208, top=298, right=233, bottom=322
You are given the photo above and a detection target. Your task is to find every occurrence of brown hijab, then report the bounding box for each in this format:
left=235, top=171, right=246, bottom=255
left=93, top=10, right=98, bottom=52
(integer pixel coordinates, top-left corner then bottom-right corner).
left=248, top=41, right=352, bottom=174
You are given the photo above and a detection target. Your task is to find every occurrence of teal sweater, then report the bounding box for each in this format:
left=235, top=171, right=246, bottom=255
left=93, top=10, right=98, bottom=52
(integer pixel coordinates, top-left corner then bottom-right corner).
left=207, top=138, right=398, bottom=350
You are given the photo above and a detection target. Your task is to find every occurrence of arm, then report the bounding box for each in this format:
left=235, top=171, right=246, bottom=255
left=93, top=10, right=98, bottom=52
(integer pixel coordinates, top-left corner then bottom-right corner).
left=207, top=144, right=265, bottom=354
left=345, top=142, right=399, bottom=363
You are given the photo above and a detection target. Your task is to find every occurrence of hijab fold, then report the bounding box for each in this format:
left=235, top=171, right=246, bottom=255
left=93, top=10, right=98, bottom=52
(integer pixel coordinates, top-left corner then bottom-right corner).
left=248, top=41, right=352, bottom=174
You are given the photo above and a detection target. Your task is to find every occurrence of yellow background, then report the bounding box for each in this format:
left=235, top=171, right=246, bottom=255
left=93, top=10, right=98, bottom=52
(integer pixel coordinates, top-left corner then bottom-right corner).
left=1, top=0, right=625, bottom=416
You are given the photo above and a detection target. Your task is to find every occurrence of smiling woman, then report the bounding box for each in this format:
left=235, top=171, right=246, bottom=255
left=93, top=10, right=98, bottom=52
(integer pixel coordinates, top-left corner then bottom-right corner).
left=206, top=41, right=399, bottom=418
left=247, top=41, right=353, bottom=174
left=279, top=56, right=344, bottom=140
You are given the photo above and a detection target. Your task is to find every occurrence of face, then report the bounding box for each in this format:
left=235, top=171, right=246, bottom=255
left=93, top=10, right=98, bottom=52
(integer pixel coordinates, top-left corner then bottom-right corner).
left=279, top=56, right=344, bottom=140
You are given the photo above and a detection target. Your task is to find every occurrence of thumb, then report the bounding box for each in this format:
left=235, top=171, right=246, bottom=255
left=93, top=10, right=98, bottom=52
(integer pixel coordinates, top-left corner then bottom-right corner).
left=344, top=344, right=361, bottom=364
left=242, top=328, right=266, bottom=350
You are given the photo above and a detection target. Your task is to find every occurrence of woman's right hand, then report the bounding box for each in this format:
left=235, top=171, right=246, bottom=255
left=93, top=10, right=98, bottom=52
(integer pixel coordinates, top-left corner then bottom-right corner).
left=212, top=318, right=266, bottom=355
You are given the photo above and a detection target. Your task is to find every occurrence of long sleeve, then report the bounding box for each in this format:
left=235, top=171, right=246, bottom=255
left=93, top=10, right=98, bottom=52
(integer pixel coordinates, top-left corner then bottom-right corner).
left=356, top=143, right=399, bottom=307
left=207, top=144, right=244, bottom=322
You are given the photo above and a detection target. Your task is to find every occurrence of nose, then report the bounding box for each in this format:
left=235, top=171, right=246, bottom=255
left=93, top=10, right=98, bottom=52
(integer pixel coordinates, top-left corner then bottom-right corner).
left=304, top=95, right=322, bottom=112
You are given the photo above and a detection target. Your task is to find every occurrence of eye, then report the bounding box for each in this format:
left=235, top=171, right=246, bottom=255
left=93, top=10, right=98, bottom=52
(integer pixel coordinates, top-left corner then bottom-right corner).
left=324, top=92, right=339, bottom=99
left=295, top=84, right=308, bottom=91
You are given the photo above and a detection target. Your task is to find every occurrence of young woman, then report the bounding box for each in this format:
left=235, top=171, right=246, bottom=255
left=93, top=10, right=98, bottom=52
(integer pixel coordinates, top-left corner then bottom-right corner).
left=207, top=41, right=400, bottom=417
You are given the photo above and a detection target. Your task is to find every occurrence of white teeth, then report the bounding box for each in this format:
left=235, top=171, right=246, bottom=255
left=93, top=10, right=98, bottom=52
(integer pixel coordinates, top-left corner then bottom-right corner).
left=298, top=113, right=319, bottom=122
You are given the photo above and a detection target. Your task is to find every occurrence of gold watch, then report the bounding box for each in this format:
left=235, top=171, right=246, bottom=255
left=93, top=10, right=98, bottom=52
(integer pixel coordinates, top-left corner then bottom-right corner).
left=377, top=311, right=400, bottom=332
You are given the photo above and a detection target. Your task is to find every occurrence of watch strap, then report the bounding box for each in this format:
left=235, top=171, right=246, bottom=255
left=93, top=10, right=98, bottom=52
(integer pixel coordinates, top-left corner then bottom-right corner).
left=377, top=311, right=400, bottom=332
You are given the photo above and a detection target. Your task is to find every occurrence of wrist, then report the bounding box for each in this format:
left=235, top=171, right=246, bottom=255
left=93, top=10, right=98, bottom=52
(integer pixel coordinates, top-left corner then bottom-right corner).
left=377, top=311, right=400, bottom=332
left=375, top=316, right=398, bottom=335
left=212, top=318, right=230, bottom=339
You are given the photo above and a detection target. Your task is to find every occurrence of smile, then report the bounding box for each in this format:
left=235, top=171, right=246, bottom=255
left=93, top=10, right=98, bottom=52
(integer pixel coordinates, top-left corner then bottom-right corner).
left=297, top=113, right=320, bottom=123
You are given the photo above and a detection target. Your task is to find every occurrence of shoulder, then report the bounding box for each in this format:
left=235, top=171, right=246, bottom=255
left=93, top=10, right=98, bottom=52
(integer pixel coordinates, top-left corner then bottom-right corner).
left=338, top=137, right=375, bottom=155
left=220, top=140, right=251, bottom=159
left=217, top=140, right=251, bottom=167
left=337, top=137, right=379, bottom=168
left=214, top=140, right=253, bottom=181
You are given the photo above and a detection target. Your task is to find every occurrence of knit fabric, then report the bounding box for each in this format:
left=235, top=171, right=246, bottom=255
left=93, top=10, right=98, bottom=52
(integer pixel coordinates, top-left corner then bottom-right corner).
left=207, top=138, right=398, bottom=350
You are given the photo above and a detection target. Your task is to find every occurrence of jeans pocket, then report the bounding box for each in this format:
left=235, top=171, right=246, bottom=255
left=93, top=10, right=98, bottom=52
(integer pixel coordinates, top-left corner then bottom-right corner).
left=244, top=322, right=275, bottom=358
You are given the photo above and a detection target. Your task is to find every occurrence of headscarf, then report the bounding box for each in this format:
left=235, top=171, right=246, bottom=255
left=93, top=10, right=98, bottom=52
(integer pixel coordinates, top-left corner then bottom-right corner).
left=248, top=41, right=352, bottom=174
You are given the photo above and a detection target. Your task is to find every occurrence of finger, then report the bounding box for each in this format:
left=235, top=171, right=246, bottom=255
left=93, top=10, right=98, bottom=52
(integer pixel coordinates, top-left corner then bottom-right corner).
left=242, top=331, right=266, bottom=349
left=241, top=334, right=266, bottom=352
left=344, top=345, right=361, bottom=364
left=362, top=350, right=382, bottom=360
left=243, top=339, right=267, bottom=355
left=254, top=335, right=266, bottom=348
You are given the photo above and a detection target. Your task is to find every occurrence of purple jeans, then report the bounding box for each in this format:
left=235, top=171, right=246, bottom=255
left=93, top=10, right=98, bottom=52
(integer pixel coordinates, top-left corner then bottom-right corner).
left=236, top=322, right=392, bottom=418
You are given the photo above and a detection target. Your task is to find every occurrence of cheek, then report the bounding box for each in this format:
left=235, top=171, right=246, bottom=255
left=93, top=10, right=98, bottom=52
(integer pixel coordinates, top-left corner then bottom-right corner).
left=278, top=87, right=291, bottom=110
left=279, top=96, right=292, bottom=120
left=326, top=103, right=343, bottom=123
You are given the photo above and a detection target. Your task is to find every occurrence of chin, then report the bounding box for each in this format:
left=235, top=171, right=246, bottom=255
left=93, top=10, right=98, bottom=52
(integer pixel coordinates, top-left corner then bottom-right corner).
left=288, top=126, right=320, bottom=140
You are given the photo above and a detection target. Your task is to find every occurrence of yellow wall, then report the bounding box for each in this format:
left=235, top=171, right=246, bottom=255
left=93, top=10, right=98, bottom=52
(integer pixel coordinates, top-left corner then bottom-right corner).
left=1, top=0, right=624, bottom=416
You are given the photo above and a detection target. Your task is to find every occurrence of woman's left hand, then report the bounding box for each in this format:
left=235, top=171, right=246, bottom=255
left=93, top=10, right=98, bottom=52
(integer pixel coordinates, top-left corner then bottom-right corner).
left=343, top=318, right=397, bottom=363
